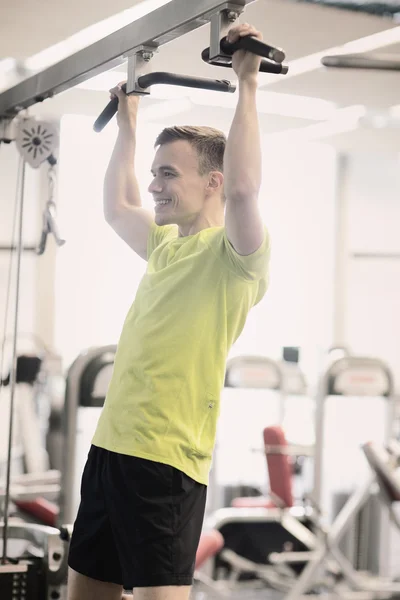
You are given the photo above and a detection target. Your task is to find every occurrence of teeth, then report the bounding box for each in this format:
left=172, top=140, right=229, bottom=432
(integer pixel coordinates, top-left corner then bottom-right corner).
left=156, top=199, right=170, bottom=205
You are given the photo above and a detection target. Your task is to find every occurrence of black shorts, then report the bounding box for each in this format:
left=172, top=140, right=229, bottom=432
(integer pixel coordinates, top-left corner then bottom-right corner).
left=68, top=445, right=207, bottom=590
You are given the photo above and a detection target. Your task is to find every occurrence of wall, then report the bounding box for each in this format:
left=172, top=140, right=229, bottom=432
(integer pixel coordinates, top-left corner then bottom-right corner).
left=54, top=115, right=152, bottom=368
left=338, top=152, right=400, bottom=393
left=232, top=141, right=337, bottom=381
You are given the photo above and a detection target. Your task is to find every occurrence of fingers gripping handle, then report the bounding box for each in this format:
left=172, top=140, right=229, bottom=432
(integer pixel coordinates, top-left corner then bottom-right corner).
left=220, top=35, right=285, bottom=64
left=201, top=47, right=288, bottom=74
left=201, top=35, right=288, bottom=74
left=93, top=83, right=127, bottom=133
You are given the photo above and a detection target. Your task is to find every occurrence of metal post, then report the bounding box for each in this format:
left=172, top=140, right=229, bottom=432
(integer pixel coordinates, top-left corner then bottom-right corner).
left=59, top=345, right=116, bottom=524
left=1, top=157, right=26, bottom=564
left=311, top=369, right=329, bottom=509
left=126, top=46, right=157, bottom=95
left=312, top=356, right=395, bottom=514
left=209, top=4, right=243, bottom=60
left=332, top=153, right=349, bottom=348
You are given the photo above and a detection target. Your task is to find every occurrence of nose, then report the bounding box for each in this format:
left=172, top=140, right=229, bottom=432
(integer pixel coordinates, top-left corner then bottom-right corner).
left=148, top=177, right=162, bottom=194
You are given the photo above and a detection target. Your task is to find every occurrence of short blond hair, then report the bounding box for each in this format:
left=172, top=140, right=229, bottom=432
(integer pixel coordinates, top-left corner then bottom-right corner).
left=154, top=125, right=226, bottom=176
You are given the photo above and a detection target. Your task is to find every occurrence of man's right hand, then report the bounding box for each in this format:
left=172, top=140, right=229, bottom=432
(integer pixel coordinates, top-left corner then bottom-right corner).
left=109, top=82, right=141, bottom=132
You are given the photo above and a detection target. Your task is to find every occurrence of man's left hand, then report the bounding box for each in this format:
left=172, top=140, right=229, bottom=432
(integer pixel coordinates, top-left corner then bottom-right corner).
left=227, top=23, right=262, bottom=83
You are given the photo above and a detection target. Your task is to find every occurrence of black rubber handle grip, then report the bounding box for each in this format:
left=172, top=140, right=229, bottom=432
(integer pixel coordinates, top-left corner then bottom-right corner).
left=93, top=74, right=236, bottom=133
left=93, top=83, right=127, bottom=133
left=138, top=72, right=236, bottom=92
left=220, top=35, right=285, bottom=64
left=201, top=48, right=288, bottom=75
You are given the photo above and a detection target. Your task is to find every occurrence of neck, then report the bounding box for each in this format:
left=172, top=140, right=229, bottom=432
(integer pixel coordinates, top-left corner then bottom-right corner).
left=178, top=210, right=224, bottom=237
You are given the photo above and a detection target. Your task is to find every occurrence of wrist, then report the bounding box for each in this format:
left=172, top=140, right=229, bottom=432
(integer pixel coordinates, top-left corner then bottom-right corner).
left=238, top=76, right=258, bottom=91
left=118, top=127, right=136, bottom=142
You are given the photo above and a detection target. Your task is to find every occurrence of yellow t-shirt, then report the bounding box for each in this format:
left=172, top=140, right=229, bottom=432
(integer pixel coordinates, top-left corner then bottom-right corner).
left=92, top=223, right=270, bottom=485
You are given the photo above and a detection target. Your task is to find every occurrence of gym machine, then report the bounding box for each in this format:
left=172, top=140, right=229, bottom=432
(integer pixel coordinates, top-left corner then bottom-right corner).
left=204, top=354, right=397, bottom=597
left=0, top=351, right=67, bottom=600
left=2, top=348, right=395, bottom=598
left=59, top=345, right=117, bottom=524
left=209, top=352, right=310, bottom=514
left=278, top=354, right=397, bottom=600
left=274, top=439, right=400, bottom=600
left=201, top=355, right=315, bottom=594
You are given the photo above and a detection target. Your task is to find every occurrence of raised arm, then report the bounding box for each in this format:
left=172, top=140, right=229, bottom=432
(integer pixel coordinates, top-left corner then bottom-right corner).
left=104, top=87, right=154, bottom=260
left=223, top=23, right=266, bottom=256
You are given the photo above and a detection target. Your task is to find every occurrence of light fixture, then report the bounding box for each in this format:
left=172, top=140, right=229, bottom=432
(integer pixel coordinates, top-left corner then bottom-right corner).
left=264, top=105, right=367, bottom=144
left=260, top=26, right=400, bottom=87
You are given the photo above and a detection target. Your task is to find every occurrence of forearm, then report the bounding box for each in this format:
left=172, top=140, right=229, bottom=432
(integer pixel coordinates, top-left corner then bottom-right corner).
left=103, top=129, right=142, bottom=221
left=224, top=80, right=261, bottom=200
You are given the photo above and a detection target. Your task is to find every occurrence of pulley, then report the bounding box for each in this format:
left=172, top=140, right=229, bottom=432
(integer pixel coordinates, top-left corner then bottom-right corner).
left=15, top=118, right=58, bottom=169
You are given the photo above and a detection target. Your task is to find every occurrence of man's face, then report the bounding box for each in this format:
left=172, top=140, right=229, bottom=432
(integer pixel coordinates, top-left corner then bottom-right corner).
left=148, top=140, right=208, bottom=227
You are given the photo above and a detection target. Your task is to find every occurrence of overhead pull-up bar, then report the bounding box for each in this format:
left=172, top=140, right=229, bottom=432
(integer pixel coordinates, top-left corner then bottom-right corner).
left=0, top=0, right=289, bottom=121
left=0, top=0, right=253, bottom=117
left=94, top=32, right=288, bottom=132
left=93, top=74, right=235, bottom=132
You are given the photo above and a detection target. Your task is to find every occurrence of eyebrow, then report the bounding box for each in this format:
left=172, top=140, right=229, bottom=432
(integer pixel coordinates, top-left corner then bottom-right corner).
left=150, top=165, right=179, bottom=175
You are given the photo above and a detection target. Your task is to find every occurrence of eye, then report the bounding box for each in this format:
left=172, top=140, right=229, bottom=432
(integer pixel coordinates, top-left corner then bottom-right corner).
left=164, top=171, right=174, bottom=178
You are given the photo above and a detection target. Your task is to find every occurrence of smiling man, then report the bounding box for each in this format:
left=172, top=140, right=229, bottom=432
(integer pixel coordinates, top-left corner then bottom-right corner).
left=149, top=127, right=225, bottom=235
left=67, top=22, right=271, bottom=600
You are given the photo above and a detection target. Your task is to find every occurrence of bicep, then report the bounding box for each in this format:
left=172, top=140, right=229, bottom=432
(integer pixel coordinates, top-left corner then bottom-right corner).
left=107, top=206, right=155, bottom=260
left=225, top=196, right=265, bottom=256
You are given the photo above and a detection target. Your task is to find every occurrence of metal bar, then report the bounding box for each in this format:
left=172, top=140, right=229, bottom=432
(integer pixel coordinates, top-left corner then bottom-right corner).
left=328, top=475, right=375, bottom=541
left=283, top=548, right=327, bottom=600
left=0, top=0, right=254, bottom=117
left=311, top=369, right=329, bottom=509
left=352, top=252, right=400, bottom=260
left=0, top=245, right=37, bottom=252
left=332, top=154, right=348, bottom=348
left=2, top=157, right=26, bottom=564
left=251, top=444, right=314, bottom=456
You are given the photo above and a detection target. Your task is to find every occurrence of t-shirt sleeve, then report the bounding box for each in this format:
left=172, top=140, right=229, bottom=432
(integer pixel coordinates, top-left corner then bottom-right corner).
left=218, top=225, right=271, bottom=281
left=147, top=222, right=178, bottom=259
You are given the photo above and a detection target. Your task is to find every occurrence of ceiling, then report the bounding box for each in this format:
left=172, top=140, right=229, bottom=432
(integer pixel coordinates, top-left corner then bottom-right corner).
left=1, top=0, right=400, bottom=151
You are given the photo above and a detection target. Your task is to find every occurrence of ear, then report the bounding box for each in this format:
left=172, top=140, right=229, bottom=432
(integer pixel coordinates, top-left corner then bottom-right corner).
left=206, top=171, right=224, bottom=194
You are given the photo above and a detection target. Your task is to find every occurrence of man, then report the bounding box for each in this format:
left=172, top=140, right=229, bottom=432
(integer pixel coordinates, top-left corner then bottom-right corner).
left=67, top=22, right=270, bottom=600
